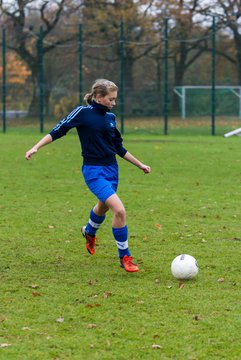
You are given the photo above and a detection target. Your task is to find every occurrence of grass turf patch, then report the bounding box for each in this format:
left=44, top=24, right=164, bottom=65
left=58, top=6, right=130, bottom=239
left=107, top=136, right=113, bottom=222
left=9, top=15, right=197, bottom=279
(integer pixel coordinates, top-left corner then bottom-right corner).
left=0, top=131, right=240, bottom=359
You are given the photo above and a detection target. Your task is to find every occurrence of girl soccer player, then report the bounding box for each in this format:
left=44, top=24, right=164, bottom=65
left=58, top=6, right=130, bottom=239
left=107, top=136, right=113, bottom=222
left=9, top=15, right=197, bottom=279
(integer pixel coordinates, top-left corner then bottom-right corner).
left=25, top=79, right=151, bottom=272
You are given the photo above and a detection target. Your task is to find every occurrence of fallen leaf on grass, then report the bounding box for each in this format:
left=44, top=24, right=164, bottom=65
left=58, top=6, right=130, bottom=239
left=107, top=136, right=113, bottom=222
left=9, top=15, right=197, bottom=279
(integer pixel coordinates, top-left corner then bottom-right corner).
left=32, top=291, right=41, bottom=297
left=48, top=225, right=55, bottom=229
left=86, top=304, right=94, bottom=308
left=179, top=281, right=185, bottom=289
left=29, top=284, right=39, bottom=289
left=103, top=292, right=111, bottom=299
left=0, top=344, right=11, bottom=348
left=106, top=339, right=111, bottom=347
left=218, top=278, right=225, bottom=283
left=56, top=317, right=64, bottom=323
left=86, top=304, right=101, bottom=308
left=155, top=224, right=162, bottom=230
left=87, top=279, right=99, bottom=286
left=22, top=327, right=31, bottom=330
left=152, top=344, right=162, bottom=349
left=87, top=324, right=97, bottom=329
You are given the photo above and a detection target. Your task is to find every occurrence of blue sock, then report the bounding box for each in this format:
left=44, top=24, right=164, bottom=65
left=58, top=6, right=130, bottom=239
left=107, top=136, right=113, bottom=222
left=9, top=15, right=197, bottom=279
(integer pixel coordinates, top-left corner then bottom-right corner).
left=85, top=208, right=106, bottom=236
left=112, top=225, right=131, bottom=258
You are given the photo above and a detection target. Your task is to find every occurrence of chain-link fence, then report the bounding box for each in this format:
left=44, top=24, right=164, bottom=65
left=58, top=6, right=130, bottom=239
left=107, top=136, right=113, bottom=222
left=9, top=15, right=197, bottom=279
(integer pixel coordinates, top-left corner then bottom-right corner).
left=1, top=18, right=241, bottom=136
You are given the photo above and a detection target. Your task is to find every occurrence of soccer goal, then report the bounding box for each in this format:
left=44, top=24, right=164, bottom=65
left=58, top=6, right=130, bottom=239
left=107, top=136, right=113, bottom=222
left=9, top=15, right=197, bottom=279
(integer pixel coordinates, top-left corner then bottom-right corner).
left=174, top=86, right=241, bottom=119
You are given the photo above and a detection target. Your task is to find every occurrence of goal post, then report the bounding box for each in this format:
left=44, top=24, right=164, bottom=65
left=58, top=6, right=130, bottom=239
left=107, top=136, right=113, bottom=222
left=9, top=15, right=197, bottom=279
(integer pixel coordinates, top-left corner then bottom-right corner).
left=174, top=86, right=241, bottom=119
left=224, top=127, right=241, bottom=138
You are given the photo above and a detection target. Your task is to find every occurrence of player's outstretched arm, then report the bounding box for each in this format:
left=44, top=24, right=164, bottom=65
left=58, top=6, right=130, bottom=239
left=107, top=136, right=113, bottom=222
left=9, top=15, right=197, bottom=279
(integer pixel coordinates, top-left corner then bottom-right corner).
left=25, top=134, right=53, bottom=160
left=123, top=151, right=151, bottom=174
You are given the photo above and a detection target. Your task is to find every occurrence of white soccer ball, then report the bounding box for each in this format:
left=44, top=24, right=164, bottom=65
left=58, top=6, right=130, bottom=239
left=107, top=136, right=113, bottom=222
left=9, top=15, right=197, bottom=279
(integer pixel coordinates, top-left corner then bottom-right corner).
left=171, top=254, right=198, bottom=280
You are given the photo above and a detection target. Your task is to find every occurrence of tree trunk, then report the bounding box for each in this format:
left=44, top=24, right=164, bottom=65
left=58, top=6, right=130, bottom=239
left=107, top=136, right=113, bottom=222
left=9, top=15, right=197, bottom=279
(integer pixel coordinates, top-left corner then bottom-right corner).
left=124, top=55, right=134, bottom=115
left=28, top=63, right=52, bottom=117
left=44, top=85, right=52, bottom=116
left=156, top=54, right=162, bottom=114
left=173, top=44, right=187, bottom=115
left=234, top=32, right=241, bottom=84
left=28, top=69, right=41, bottom=117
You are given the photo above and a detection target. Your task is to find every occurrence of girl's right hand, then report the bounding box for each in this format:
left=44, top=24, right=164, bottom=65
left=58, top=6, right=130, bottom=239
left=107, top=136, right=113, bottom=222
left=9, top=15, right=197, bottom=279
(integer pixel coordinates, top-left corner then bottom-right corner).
left=25, top=147, right=38, bottom=160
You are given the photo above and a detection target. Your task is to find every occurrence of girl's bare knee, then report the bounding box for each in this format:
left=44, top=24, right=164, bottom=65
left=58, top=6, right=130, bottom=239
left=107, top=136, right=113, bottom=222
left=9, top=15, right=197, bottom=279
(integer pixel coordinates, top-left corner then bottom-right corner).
left=94, top=201, right=109, bottom=216
left=114, top=207, right=126, bottom=221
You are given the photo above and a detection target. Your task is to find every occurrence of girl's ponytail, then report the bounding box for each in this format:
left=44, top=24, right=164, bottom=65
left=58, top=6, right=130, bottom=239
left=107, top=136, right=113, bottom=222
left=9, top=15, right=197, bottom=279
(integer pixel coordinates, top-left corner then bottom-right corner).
left=83, top=93, right=93, bottom=105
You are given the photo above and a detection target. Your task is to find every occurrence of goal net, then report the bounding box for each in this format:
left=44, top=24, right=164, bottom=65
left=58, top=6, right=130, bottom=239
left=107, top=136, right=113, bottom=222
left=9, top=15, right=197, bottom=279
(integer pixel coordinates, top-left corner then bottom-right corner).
left=174, top=86, right=241, bottom=119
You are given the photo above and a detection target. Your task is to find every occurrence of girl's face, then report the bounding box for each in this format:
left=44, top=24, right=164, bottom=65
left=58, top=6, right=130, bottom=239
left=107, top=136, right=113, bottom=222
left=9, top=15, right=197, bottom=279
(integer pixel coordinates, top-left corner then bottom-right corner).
left=96, top=90, right=117, bottom=110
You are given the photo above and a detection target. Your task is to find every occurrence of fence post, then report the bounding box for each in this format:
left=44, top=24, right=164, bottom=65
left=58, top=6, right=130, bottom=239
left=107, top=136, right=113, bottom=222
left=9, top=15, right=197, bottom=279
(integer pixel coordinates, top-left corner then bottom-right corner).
left=39, top=25, right=44, bottom=133
left=79, top=23, right=83, bottom=104
left=211, top=16, right=216, bottom=136
left=164, top=17, right=169, bottom=135
left=120, top=19, right=124, bottom=134
left=2, top=27, right=6, bottom=133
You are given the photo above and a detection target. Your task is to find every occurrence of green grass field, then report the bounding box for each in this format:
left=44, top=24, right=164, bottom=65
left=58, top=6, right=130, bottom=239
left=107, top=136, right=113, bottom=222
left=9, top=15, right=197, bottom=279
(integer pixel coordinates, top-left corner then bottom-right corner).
left=0, top=129, right=240, bottom=359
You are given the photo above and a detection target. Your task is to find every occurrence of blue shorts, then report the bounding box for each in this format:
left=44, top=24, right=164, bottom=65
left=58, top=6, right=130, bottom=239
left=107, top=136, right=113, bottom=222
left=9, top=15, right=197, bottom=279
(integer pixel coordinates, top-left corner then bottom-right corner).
left=82, top=164, right=118, bottom=203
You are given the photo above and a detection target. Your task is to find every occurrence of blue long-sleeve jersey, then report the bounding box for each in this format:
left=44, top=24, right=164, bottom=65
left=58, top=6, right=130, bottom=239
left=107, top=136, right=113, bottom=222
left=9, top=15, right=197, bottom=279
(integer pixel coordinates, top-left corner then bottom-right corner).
left=49, top=101, right=127, bottom=165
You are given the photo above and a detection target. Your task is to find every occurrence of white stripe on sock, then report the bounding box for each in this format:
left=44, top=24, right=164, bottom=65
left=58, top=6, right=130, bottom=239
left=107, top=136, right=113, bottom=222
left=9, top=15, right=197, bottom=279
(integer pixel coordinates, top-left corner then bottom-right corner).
left=89, top=219, right=101, bottom=229
left=116, top=240, right=129, bottom=250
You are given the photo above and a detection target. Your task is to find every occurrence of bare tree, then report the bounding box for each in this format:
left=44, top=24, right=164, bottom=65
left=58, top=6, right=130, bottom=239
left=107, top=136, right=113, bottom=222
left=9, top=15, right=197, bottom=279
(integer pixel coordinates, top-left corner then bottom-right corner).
left=81, top=0, right=159, bottom=92
left=150, top=0, right=213, bottom=113
left=0, top=0, right=83, bottom=115
left=212, top=0, right=241, bottom=83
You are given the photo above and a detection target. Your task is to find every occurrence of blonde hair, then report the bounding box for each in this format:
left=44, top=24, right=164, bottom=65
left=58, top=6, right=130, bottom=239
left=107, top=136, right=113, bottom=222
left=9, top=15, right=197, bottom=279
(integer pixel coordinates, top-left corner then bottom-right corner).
left=84, top=79, right=118, bottom=105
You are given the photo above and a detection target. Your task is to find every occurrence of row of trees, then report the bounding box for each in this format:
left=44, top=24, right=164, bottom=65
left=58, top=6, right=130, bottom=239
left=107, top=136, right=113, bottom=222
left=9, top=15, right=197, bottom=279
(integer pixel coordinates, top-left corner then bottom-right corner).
left=0, top=0, right=241, bottom=117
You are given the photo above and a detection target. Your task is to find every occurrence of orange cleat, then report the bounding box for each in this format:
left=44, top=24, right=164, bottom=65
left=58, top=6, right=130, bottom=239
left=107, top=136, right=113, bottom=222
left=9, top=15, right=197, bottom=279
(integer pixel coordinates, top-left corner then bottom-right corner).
left=120, top=255, right=139, bottom=272
left=81, top=226, right=96, bottom=255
